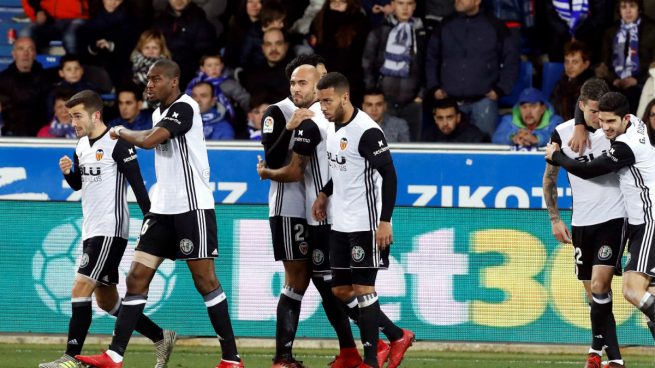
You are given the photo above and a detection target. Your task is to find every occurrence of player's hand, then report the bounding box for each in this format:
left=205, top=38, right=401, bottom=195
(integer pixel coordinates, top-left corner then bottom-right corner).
left=256, top=155, right=269, bottom=180
left=287, top=108, right=314, bottom=130
left=486, top=89, right=498, bottom=101
left=545, top=142, right=560, bottom=161
left=568, top=123, right=590, bottom=154
left=376, top=221, right=393, bottom=250
left=109, top=125, right=124, bottom=140
left=551, top=220, right=572, bottom=243
left=312, top=192, right=328, bottom=221
left=59, top=155, right=73, bottom=175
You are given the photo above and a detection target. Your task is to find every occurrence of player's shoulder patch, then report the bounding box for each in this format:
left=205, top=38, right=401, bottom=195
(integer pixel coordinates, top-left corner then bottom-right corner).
left=263, top=115, right=274, bottom=134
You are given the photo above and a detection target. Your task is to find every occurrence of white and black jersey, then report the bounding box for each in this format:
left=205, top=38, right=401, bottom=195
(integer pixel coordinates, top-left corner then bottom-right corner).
left=292, top=101, right=330, bottom=226
left=151, top=94, right=214, bottom=214
left=551, top=119, right=625, bottom=226
left=65, top=130, right=150, bottom=240
left=326, top=109, right=395, bottom=233
left=261, top=97, right=305, bottom=218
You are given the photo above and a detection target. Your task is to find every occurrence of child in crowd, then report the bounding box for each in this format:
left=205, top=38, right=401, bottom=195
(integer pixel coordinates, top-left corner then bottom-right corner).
left=38, top=89, right=76, bottom=138
left=131, top=29, right=171, bottom=90
left=47, top=55, right=96, bottom=118
left=185, top=54, right=251, bottom=125
left=246, top=93, right=269, bottom=141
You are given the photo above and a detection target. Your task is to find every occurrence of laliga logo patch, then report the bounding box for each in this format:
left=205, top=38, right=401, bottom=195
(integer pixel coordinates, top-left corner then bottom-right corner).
left=179, top=238, right=194, bottom=255
left=299, top=242, right=309, bottom=255
left=312, top=249, right=324, bottom=265
left=95, top=149, right=104, bottom=161
left=79, top=253, right=89, bottom=268
left=263, top=116, right=274, bottom=134
left=351, top=245, right=365, bottom=262
left=598, top=245, right=612, bottom=260
left=340, top=137, right=348, bottom=150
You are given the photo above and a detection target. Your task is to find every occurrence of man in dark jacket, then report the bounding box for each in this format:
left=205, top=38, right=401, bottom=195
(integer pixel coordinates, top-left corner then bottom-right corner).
left=422, top=97, right=488, bottom=142
left=425, top=0, right=519, bottom=137
left=242, top=29, right=294, bottom=103
left=362, top=0, right=427, bottom=140
left=0, top=37, right=50, bottom=136
left=552, top=40, right=594, bottom=120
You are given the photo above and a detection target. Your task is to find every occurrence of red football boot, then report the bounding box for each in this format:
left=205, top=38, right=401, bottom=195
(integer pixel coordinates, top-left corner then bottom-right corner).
left=328, top=347, right=362, bottom=368
left=358, top=364, right=375, bottom=368
left=75, top=352, right=123, bottom=368
left=584, top=353, right=601, bottom=368
left=216, top=358, right=245, bottom=368
left=271, top=357, right=305, bottom=368
left=376, top=339, right=390, bottom=367
left=386, top=329, right=415, bottom=368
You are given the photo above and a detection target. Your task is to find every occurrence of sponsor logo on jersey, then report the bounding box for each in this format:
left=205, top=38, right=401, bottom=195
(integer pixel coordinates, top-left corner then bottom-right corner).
left=95, top=149, right=104, bottom=161
left=179, top=238, right=194, bottom=255
left=263, top=116, right=274, bottom=133
left=340, top=138, right=348, bottom=150
left=607, top=147, right=619, bottom=162
left=351, top=245, right=365, bottom=262
left=299, top=241, right=309, bottom=255
left=312, top=249, right=324, bottom=265
left=79, top=253, right=89, bottom=268
left=598, top=245, right=612, bottom=260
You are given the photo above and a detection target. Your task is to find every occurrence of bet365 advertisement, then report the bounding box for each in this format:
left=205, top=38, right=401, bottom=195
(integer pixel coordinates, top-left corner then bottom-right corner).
left=0, top=201, right=652, bottom=345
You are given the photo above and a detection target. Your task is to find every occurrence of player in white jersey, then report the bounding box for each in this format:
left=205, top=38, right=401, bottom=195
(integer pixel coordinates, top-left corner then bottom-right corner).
left=543, top=80, right=626, bottom=368
left=258, top=59, right=366, bottom=368
left=40, top=90, right=175, bottom=368
left=312, top=73, right=414, bottom=368
left=76, top=61, right=244, bottom=368
left=547, top=92, right=655, bottom=343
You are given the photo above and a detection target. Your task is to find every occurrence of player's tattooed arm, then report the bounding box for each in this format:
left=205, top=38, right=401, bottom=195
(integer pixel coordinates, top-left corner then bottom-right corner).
left=543, top=162, right=571, bottom=243
left=257, top=152, right=308, bottom=182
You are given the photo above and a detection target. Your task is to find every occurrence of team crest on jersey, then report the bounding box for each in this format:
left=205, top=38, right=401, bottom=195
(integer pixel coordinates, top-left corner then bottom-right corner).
left=340, top=138, right=348, bottom=150
left=179, top=238, right=194, bottom=255
left=95, top=149, right=104, bottom=161
left=263, top=116, right=274, bottom=133
left=598, top=245, right=612, bottom=260
left=79, top=253, right=89, bottom=268
left=299, top=241, right=309, bottom=255
left=312, top=249, right=324, bottom=265
left=351, top=246, right=365, bottom=262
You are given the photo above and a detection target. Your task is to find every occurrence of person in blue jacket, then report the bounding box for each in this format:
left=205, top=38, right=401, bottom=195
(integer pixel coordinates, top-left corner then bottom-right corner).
left=191, top=81, right=235, bottom=140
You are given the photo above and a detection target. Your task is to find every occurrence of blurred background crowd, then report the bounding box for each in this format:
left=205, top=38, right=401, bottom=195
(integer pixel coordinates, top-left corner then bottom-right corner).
left=1, top=0, right=655, bottom=150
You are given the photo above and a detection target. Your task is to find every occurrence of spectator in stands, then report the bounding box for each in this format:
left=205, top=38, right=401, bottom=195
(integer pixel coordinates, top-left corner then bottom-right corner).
left=422, top=97, right=487, bottom=143
left=37, top=88, right=75, bottom=138
left=152, top=0, right=217, bottom=87
left=637, top=62, right=655, bottom=117
left=224, top=0, right=265, bottom=70
left=108, top=84, right=152, bottom=131
left=0, top=37, right=50, bottom=136
left=423, top=0, right=455, bottom=31
left=77, top=0, right=139, bottom=88
left=640, top=98, right=655, bottom=145
left=191, top=81, right=235, bottom=140
left=361, top=88, right=411, bottom=142
left=552, top=40, right=594, bottom=120
left=363, top=0, right=393, bottom=28
left=241, top=28, right=293, bottom=103
left=482, top=0, right=535, bottom=52
left=601, top=0, right=655, bottom=113
left=131, top=29, right=171, bottom=91
left=20, top=0, right=89, bottom=54
left=288, top=0, right=323, bottom=36
left=541, top=0, right=614, bottom=63
left=493, top=87, right=562, bottom=148
left=310, top=0, right=370, bottom=105
left=362, top=0, right=427, bottom=141
left=46, top=54, right=97, bottom=118
left=246, top=93, right=269, bottom=141
left=426, top=0, right=519, bottom=137
left=153, top=0, right=229, bottom=40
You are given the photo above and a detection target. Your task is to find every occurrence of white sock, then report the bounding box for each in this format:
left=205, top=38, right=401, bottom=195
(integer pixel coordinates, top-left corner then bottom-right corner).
left=106, top=349, right=123, bottom=363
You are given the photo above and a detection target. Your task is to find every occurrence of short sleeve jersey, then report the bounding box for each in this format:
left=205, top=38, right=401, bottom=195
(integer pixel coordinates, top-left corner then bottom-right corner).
left=151, top=94, right=214, bottom=214
left=326, top=109, right=393, bottom=232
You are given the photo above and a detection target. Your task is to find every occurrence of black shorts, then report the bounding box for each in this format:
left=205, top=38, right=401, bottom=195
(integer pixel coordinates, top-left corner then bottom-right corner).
left=136, top=209, right=218, bottom=261
left=330, top=230, right=389, bottom=270
left=270, top=216, right=309, bottom=261
left=308, top=224, right=331, bottom=274
left=78, top=236, right=128, bottom=285
left=571, top=218, right=625, bottom=280
left=624, top=223, right=655, bottom=278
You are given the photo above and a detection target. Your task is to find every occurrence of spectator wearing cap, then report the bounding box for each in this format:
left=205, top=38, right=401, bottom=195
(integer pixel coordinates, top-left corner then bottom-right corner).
left=492, top=87, right=563, bottom=148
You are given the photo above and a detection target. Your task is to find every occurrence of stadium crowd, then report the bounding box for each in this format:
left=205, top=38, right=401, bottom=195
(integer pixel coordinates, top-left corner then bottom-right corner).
left=2, top=0, right=655, bottom=149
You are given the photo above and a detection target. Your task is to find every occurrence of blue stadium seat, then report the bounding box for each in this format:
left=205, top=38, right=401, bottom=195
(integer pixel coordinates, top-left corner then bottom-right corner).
left=0, top=0, right=23, bottom=8
left=542, top=62, right=565, bottom=99
left=0, top=56, right=11, bottom=71
left=35, top=54, right=61, bottom=69
left=499, top=61, right=533, bottom=108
